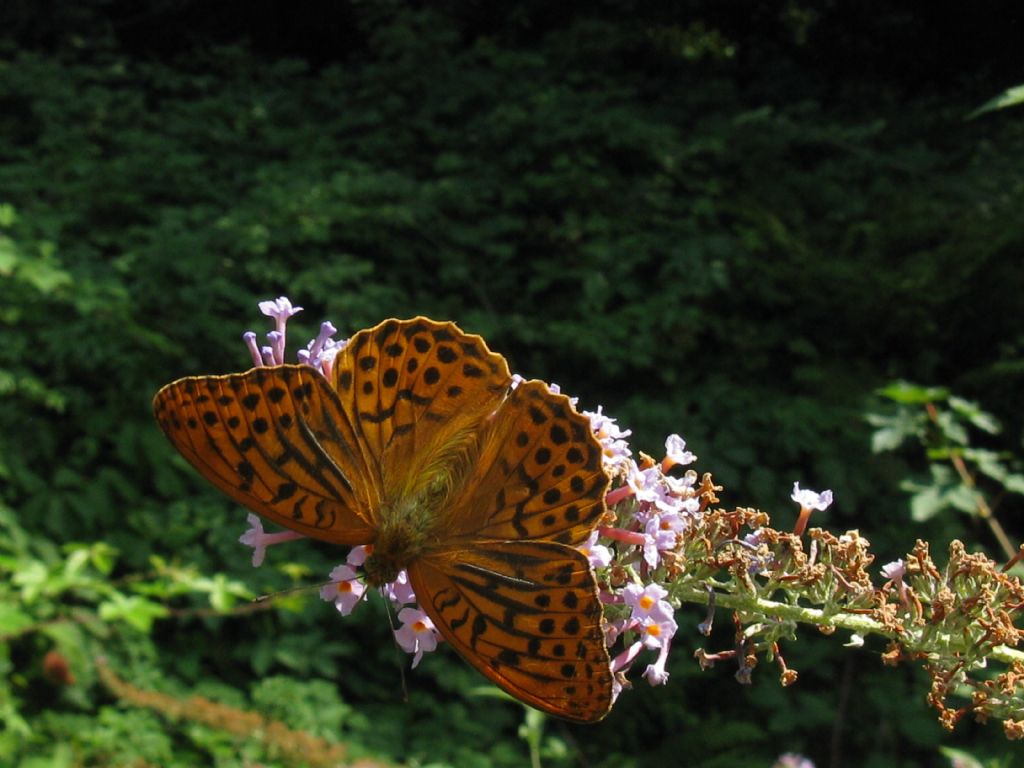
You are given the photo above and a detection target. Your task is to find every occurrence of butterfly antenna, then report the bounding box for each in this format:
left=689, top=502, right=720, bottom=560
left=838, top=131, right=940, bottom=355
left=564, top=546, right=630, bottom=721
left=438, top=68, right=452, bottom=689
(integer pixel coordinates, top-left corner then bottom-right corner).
left=253, top=580, right=333, bottom=603
left=382, top=596, right=410, bottom=703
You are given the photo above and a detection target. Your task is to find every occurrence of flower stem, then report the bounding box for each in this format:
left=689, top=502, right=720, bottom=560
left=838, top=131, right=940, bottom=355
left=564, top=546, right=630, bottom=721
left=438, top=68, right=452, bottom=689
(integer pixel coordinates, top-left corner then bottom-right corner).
left=674, top=584, right=1024, bottom=665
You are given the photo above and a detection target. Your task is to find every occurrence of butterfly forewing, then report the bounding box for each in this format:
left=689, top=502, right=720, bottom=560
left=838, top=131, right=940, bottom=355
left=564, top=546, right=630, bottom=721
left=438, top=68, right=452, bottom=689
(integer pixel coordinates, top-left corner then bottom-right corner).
left=153, top=365, right=378, bottom=544
left=331, top=317, right=511, bottom=501
left=409, top=541, right=613, bottom=723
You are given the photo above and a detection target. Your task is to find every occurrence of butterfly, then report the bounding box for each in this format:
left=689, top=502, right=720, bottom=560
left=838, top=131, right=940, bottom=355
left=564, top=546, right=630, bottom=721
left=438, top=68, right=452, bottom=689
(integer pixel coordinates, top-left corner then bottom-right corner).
left=153, top=317, right=613, bottom=722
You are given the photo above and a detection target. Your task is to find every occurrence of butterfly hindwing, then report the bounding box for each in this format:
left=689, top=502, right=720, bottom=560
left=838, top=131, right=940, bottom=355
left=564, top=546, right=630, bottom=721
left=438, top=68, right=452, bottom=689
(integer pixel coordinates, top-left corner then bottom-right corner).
left=448, top=380, right=609, bottom=547
left=409, top=540, right=613, bottom=723
left=153, top=365, right=377, bottom=544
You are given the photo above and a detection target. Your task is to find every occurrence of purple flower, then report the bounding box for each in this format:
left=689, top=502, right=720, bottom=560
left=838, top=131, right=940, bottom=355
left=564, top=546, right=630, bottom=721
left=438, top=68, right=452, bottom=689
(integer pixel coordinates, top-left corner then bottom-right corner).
left=881, top=559, right=906, bottom=581
left=773, top=755, right=816, bottom=768
left=346, top=545, right=368, bottom=567
left=545, top=381, right=579, bottom=407
left=301, top=320, right=339, bottom=371
left=320, top=564, right=366, bottom=615
left=581, top=529, right=612, bottom=569
left=242, top=331, right=263, bottom=368
left=602, top=439, right=633, bottom=472
left=623, top=583, right=674, bottom=623
left=584, top=406, right=634, bottom=473
left=641, top=515, right=679, bottom=568
left=238, top=513, right=304, bottom=566
left=238, top=514, right=268, bottom=567
left=258, top=297, right=303, bottom=364
left=586, top=405, right=632, bottom=441
left=628, top=465, right=666, bottom=506
left=381, top=570, right=417, bottom=606
left=394, top=607, right=441, bottom=668
left=264, top=331, right=283, bottom=365
left=258, top=296, right=303, bottom=323
left=663, top=434, right=696, bottom=469
left=642, top=637, right=673, bottom=686
left=639, top=613, right=678, bottom=650
left=610, top=640, right=644, bottom=674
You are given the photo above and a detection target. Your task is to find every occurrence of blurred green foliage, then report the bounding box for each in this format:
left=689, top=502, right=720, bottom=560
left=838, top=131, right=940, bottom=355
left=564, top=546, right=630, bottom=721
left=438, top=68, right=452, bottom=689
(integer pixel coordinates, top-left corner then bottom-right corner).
left=2, top=1, right=1023, bottom=766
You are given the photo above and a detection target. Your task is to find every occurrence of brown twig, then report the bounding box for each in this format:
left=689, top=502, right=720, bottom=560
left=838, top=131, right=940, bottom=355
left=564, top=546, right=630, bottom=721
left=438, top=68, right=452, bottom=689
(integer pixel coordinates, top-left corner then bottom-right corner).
left=925, top=401, right=1016, bottom=560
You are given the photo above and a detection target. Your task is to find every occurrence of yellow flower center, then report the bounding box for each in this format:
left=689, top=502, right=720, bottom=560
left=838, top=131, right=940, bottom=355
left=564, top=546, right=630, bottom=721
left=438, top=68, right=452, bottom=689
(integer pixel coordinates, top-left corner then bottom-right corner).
left=413, top=620, right=429, bottom=633
left=639, top=595, right=654, bottom=611
left=645, top=623, right=662, bottom=638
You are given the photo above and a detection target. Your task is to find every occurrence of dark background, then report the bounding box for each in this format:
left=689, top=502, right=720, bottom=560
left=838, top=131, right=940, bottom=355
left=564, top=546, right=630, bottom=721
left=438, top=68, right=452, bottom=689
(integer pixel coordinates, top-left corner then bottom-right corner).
left=2, top=1, right=1023, bottom=766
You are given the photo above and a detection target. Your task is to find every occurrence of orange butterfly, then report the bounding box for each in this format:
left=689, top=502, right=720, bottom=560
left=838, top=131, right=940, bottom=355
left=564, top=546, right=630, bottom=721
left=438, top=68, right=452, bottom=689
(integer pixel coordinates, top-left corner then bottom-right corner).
left=153, top=317, right=613, bottom=722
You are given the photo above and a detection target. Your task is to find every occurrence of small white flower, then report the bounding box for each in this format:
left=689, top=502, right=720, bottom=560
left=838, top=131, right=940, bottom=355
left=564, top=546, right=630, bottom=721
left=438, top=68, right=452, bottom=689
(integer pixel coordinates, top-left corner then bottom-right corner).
left=664, top=434, right=696, bottom=467
left=791, top=482, right=833, bottom=511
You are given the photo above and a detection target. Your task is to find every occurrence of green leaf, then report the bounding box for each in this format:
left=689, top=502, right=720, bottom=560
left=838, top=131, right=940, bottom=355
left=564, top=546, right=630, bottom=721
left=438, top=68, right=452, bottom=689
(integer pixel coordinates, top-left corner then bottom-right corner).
left=13, top=257, right=72, bottom=295
left=935, top=410, right=968, bottom=445
left=966, top=83, right=1024, bottom=119
left=867, top=409, right=923, bottom=453
left=965, top=448, right=1008, bottom=483
left=12, top=561, right=50, bottom=601
left=98, top=594, right=169, bottom=632
left=938, top=746, right=984, bottom=768
left=0, top=605, right=34, bottom=636
left=946, top=485, right=981, bottom=516
left=0, top=203, right=17, bottom=228
left=948, top=396, right=1002, bottom=434
left=907, top=485, right=944, bottom=522
left=876, top=381, right=948, bottom=405
left=1003, top=473, right=1024, bottom=495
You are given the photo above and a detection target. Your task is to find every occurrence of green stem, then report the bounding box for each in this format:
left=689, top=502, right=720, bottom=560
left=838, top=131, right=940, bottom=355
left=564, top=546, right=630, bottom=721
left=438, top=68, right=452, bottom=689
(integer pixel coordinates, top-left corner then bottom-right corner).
left=676, top=585, right=1024, bottom=665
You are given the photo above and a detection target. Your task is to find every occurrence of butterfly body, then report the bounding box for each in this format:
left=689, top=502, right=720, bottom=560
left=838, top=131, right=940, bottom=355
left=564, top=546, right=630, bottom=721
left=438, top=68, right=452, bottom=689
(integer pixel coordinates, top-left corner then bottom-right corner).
left=365, top=498, right=438, bottom=586
left=154, top=317, right=614, bottom=722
